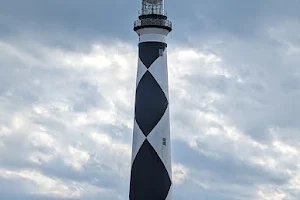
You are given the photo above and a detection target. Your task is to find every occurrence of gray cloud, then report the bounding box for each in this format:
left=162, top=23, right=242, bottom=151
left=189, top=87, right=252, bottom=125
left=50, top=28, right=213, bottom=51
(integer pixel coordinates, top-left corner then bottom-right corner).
left=1, top=0, right=299, bottom=45
left=1, top=0, right=300, bottom=199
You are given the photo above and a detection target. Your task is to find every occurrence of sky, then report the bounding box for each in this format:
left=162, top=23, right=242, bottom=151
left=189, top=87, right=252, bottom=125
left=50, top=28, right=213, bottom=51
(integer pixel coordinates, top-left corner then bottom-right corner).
left=0, top=0, right=300, bottom=199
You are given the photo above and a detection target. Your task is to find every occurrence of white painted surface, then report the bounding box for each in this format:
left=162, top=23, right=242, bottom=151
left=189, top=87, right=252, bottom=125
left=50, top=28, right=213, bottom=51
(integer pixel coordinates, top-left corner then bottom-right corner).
left=136, top=58, right=148, bottom=87
left=140, top=33, right=166, bottom=43
left=131, top=120, right=146, bottom=165
left=166, top=186, right=173, bottom=200
left=137, top=27, right=169, bottom=43
left=147, top=107, right=172, bottom=179
left=148, top=49, right=169, bottom=100
left=137, top=27, right=170, bottom=36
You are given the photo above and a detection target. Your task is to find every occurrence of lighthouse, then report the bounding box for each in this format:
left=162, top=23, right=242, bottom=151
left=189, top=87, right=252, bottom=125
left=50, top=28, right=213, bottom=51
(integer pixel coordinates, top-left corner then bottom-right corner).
left=129, top=0, right=173, bottom=200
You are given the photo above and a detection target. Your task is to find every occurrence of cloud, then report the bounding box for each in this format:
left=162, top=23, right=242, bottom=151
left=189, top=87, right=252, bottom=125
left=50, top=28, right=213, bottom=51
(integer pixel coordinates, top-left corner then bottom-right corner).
left=168, top=18, right=300, bottom=200
left=1, top=1, right=300, bottom=199
left=0, top=38, right=136, bottom=199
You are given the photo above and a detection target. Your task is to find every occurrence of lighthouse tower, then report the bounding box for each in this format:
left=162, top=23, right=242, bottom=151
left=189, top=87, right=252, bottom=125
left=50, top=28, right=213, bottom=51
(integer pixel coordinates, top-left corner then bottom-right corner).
left=129, top=0, right=173, bottom=200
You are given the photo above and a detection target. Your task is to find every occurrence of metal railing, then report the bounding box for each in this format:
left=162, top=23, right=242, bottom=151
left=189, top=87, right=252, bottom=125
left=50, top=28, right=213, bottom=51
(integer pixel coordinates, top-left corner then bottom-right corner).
left=134, top=18, right=172, bottom=30
left=139, top=8, right=167, bottom=16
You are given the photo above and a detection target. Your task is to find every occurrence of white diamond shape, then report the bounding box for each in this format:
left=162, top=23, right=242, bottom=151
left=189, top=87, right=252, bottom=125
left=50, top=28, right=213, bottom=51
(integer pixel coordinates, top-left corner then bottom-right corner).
left=136, top=57, right=148, bottom=87
left=131, top=119, right=146, bottom=165
left=146, top=106, right=172, bottom=178
left=148, top=48, right=169, bottom=101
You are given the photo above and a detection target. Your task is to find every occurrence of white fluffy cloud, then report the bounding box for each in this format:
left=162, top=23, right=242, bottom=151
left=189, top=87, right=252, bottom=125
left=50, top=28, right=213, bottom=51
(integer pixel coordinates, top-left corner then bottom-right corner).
left=1, top=17, right=300, bottom=200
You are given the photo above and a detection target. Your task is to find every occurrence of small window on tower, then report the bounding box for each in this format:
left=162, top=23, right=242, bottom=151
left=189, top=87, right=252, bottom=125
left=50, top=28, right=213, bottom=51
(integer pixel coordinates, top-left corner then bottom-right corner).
left=162, top=138, right=166, bottom=146
left=159, top=49, right=164, bottom=56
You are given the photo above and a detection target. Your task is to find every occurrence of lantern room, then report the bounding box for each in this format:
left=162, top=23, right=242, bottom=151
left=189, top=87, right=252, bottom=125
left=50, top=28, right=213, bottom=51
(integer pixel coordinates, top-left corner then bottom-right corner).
left=141, top=0, right=166, bottom=16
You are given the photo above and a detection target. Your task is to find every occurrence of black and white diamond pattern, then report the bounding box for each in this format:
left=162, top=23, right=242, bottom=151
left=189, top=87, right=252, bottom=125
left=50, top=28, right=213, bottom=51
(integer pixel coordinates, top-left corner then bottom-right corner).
left=131, top=120, right=146, bottom=165
left=130, top=41, right=172, bottom=200
left=148, top=47, right=169, bottom=100
left=135, top=58, right=148, bottom=87
left=139, top=42, right=167, bottom=68
left=129, top=140, right=171, bottom=200
left=147, top=106, right=172, bottom=179
left=135, top=71, right=168, bottom=136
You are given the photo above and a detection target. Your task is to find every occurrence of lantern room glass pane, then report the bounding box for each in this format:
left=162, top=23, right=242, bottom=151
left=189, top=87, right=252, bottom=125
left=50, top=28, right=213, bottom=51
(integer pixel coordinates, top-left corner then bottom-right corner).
left=141, top=0, right=165, bottom=15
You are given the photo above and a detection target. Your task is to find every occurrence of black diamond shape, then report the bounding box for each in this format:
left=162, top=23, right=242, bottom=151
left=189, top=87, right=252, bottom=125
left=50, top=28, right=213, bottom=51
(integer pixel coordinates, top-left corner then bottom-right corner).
left=129, top=140, right=171, bottom=200
left=139, top=42, right=167, bottom=68
left=135, top=71, right=168, bottom=136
